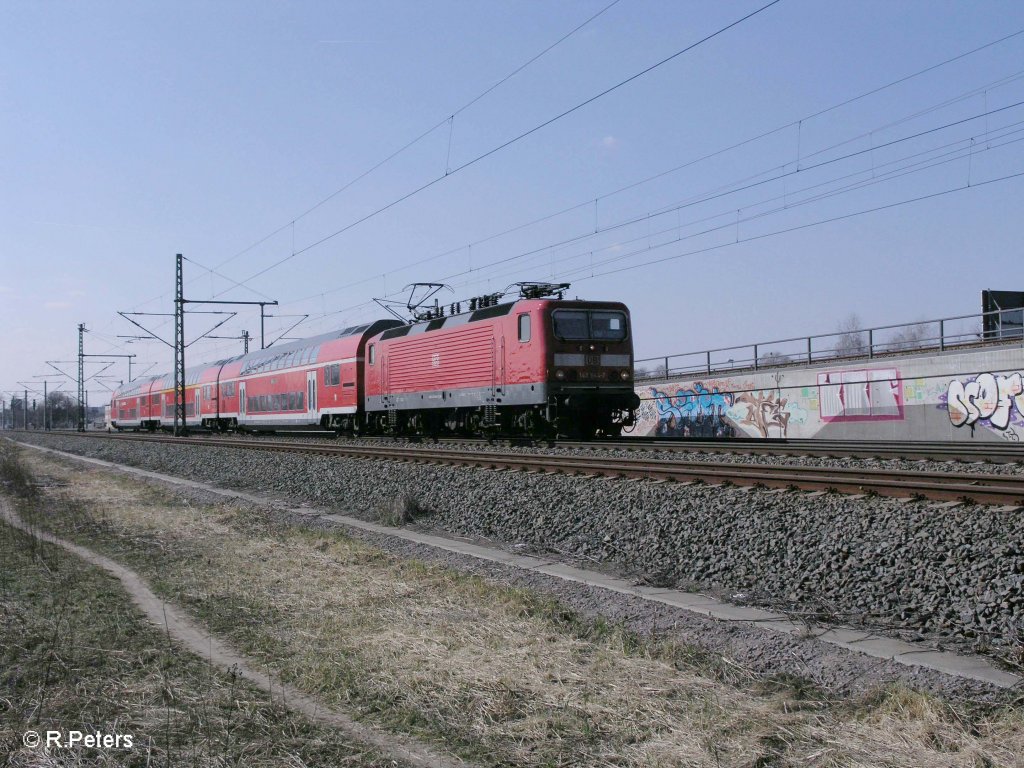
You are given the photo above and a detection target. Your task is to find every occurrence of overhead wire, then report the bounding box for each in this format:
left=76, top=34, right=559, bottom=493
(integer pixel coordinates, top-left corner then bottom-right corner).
left=577, top=168, right=1024, bottom=282
left=284, top=82, right=1024, bottom=328
left=460, top=96, right=1024, bottom=276
left=277, top=33, right=1024, bottom=317
left=359, top=114, right=1024, bottom=325
left=98, top=19, right=1024, bottom=353
left=561, top=131, right=1024, bottom=282
left=216, top=0, right=785, bottom=294
left=415, top=120, right=1024, bottom=296
left=209, top=0, right=625, bottom=274
left=472, top=125, right=1024, bottom=290
left=196, top=116, right=1024, bottom=356
left=97, top=20, right=1024, bottom=365
left=88, top=0, right=628, bottom=354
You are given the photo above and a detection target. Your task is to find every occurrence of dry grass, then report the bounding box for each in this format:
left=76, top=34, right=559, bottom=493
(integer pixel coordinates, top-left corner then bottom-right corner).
left=12, top=445, right=1024, bottom=767
left=378, top=490, right=422, bottom=527
left=0, top=449, right=394, bottom=767
left=0, top=446, right=39, bottom=499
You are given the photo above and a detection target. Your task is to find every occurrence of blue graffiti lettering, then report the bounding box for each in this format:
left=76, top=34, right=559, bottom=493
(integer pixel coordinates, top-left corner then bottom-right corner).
left=650, top=384, right=737, bottom=437
left=650, top=383, right=734, bottom=421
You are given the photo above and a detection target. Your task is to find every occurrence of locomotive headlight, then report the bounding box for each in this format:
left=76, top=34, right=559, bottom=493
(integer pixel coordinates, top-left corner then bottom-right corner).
left=555, top=369, right=566, bottom=380
left=620, top=370, right=631, bottom=381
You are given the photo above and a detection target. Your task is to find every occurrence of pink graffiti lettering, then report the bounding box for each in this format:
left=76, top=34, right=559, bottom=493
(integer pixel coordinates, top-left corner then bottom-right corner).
left=947, top=372, right=1024, bottom=430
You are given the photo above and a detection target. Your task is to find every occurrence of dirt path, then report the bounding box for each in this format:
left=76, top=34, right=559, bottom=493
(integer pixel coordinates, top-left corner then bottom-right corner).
left=0, top=497, right=472, bottom=768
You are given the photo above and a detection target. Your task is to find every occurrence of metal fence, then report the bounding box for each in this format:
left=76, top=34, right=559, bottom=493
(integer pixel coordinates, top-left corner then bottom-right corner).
left=635, top=308, right=1024, bottom=381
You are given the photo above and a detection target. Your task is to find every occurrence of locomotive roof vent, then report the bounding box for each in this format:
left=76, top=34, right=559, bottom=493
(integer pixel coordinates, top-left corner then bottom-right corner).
left=468, top=292, right=503, bottom=311
left=469, top=302, right=514, bottom=322
left=380, top=325, right=413, bottom=340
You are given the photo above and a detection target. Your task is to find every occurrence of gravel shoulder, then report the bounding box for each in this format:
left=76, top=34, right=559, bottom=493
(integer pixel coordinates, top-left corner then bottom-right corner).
left=162, top=431, right=1024, bottom=475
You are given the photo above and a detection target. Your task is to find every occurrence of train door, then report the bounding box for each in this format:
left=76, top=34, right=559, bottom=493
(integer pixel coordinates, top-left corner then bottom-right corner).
left=499, top=337, right=506, bottom=395
left=489, top=337, right=505, bottom=400
left=194, top=389, right=200, bottom=423
left=307, top=370, right=317, bottom=424
left=239, top=382, right=246, bottom=420
left=489, top=338, right=496, bottom=400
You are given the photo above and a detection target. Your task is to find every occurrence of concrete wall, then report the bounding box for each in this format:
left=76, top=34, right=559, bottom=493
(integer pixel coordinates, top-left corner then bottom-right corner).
left=632, top=343, right=1024, bottom=442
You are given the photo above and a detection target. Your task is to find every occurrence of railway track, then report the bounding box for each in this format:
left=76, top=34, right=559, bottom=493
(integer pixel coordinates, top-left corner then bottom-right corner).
left=49, top=428, right=1024, bottom=463
left=36, top=431, right=1024, bottom=506
left=360, top=434, right=1024, bottom=464
left=589, top=436, right=1024, bottom=463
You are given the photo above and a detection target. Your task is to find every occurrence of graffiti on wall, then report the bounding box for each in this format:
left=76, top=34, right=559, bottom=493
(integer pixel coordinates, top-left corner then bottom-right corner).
left=649, top=383, right=738, bottom=437
left=648, top=383, right=810, bottom=438
left=945, top=371, right=1024, bottom=434
left=725, top=391, right=808, bottom=438
left=817, top=368, right=903, bottom=422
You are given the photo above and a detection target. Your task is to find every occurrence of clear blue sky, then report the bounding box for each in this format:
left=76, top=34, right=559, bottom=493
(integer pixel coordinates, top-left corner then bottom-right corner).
left=3, top=0, right=1024, bottom=402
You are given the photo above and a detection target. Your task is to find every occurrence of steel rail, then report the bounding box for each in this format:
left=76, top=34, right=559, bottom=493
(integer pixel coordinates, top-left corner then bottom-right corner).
left=363, top=435, right=1024, bottom=463
left=204, top=432, right=1024, bottom=464
left=587, top=437, right=1024, bottom=463
left=36, top=432, right=1024, bottom=506
left=180, top=432, right=1024, bottom=464
left=41, top=429, right=1024, bottom=463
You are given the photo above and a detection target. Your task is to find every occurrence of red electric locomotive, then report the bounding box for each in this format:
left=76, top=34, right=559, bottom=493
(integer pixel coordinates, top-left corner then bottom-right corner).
left=363, top=291, right=639, bottom=438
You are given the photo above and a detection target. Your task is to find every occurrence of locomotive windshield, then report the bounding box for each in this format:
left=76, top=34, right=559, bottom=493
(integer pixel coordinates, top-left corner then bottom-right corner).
left=552, top=309, right=627, bottom=341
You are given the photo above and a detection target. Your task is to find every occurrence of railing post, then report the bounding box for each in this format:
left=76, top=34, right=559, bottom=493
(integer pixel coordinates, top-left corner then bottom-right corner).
left=664, top=356, right=669, bottom=378
left=807, top=336, right=812, bottom=364
left=939, top=319, right=945, bottom=351
left=753, top=344, right=759, bottom=370
left=868, top=329, right=874, bottom=358
left=705, top=350, right=711, bottom=375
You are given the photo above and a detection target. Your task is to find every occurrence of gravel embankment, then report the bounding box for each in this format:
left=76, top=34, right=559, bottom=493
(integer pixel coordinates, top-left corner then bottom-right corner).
left=12, top=433, right=1024, bottom=666
left=194, top=431, right=1024, bottom=476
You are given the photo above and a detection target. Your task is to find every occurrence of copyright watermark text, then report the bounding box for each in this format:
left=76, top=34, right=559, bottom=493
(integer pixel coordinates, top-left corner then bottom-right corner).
left=22, top=730, right=135, bottom=750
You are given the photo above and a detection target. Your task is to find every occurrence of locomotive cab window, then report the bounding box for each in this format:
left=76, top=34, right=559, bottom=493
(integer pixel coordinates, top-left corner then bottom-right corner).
left=552, top=309, right=627, bottom=341
left=518, top=313, right=531, bottom=343
left=590, top=311, right=627, bottom=341
left=552, top=310, right=588, bottom=340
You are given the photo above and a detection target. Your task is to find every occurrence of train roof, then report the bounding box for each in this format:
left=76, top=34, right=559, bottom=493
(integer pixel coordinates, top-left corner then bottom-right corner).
left=112, top=375, right=161, bottom=399
left=113, top=320, right=401, bottom=398
left=231, top=319, right=400, bottom=376
left=371, top=297, right=628, bottom=341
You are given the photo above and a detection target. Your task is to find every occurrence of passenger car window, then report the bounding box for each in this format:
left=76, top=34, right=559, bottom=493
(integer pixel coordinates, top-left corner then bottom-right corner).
left=518, top=314, right=531, bottom=343
left=368, top=344, right=375, bottom=365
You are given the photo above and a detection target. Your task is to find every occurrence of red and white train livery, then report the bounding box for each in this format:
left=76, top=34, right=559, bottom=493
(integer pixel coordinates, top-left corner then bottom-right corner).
left=110, top=296, right=639, bottom=437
